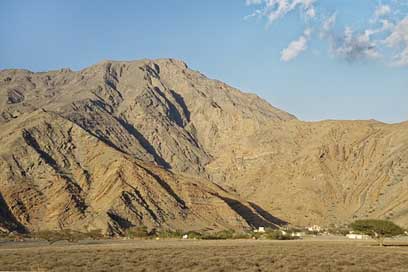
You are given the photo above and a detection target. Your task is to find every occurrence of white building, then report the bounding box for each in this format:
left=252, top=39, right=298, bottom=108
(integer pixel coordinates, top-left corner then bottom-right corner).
left=254, top=227, right=266, bottom=233
left=346, top=233, right=370, bottom=240
left=291, top=232, right=306, bottom=237
left=307, top=225, right=322, bottom=232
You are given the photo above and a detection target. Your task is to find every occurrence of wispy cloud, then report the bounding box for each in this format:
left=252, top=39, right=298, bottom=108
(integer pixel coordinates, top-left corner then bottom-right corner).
left=321, top=13, right=336, bottom=37
left=374, top=4, right=391, bottom=19
left=244, top=0, right=408, bottom=66
left=385, top=17, right=408, bottom=66
left=246, top=0, right=317, bottom=25
left=281, top=29, right=312, bottom=62
left=330, top=27, right=380, bottom=62
left=245, top=0, right=263, bottom=5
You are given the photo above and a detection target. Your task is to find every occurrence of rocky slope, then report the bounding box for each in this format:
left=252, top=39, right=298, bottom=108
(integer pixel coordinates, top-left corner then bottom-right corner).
left=0, top=58, right=407, bottom=233
left=208, top=120, right=408, bottom=227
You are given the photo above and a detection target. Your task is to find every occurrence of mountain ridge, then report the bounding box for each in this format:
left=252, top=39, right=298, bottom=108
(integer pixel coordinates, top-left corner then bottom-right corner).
left=0, top=58, right=407, bottom=234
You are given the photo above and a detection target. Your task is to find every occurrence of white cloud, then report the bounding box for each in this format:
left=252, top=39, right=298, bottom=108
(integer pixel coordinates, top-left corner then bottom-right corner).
left=245, top=0, right=263, bottom=5
left=362, top=20, right=394, bottom=40
left=244, top=0, right=408, bottom=66
left=385, top=17, right=408, bottom=66
left=321, top=13, right=336, bottom=37
left=374, top=4, right=391, bottom=18
left=391, top=47, right=408, bottom=66
left=385, top=17, right=408, bottom=47
left=281, top=28, right=312, bottom=62
left=246, top=0, right=317, bottom=25
left=323, top=14, right=336, bottom=31
left=306, top=6, right=316, bottom=18
left=379, top=19, right=394, bottom=32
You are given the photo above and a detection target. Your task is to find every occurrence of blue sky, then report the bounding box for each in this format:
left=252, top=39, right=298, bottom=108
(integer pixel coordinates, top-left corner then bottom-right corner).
left=1, top=0, right=407, bottom=123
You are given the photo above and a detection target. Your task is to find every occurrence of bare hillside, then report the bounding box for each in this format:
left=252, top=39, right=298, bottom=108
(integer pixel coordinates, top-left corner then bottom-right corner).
left=0, top=59, right=406, bottom=233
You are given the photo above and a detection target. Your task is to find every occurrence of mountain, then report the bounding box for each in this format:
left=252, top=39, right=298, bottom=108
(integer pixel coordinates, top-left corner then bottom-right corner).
left=0, top=58, right=407, bottom=234
left=209, top=119, right=408, bottom=228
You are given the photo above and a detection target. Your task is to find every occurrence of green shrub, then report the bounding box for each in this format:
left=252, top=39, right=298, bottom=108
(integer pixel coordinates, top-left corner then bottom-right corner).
left=202, top=229, right=235, bottom=240
left=180, top=230, right=252, bottom=240
left=251, top=232, right=263, bottom=240
left=185, top=231, right=203, bottom=239
left=157, top=229, right=183, bottom=239
left=125, top=226, right=150, bottom=239
left=328, top=227, right=350, bottom=236
left=0, top=231, right=24, bottom=241
left=305, top=230, right=319, bottom=235
left=231, top=232, right=252, bottom=239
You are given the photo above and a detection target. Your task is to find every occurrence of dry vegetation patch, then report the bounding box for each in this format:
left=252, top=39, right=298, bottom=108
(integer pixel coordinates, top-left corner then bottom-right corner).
left=0, top=240, right=407, bottom=271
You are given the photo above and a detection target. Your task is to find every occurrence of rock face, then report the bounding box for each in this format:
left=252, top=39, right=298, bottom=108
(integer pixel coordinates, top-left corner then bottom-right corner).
left=208, top=120, right=408, bottom=228
left=0, top=58, right=407, bottom=233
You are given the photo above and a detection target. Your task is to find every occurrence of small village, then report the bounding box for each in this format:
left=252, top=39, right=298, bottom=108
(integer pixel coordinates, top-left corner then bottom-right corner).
left=251, top=223, right=408, bottom=241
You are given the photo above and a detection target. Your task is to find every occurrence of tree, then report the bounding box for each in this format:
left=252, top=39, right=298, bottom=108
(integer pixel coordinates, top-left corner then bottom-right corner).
left=350, top=219, right=405, bottom=246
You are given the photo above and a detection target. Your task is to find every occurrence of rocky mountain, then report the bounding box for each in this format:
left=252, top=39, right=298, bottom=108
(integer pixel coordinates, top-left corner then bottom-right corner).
left=208, top=120, right=408, bottom=228
left=0, top=58, right=407, bottom=234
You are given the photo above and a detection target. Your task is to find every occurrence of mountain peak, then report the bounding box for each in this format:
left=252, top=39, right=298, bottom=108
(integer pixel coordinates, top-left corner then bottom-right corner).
left=1, top=59, right=407, bottom=235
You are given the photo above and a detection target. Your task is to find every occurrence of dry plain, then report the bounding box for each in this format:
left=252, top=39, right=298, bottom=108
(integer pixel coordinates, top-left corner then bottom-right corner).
left=0, top=239, right=408, bottom=272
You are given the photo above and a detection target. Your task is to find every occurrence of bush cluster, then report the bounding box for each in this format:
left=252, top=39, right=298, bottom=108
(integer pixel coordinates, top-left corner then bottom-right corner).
left=156, top=229, right=184, bottom=239
left=327, top=225, right=350, bottom=236
left=32, top=229, right=104, bottom=244
left=1, top=225, right=320, bottom=243
left=122, top=227, right=303, bottom=241
left=263, top=230, right=299, bottom=240
left=200, top=230, right=239, bottom=240
left=183, top=229, right=298, bottom=240
left=125, top=226, right=151, bottom=239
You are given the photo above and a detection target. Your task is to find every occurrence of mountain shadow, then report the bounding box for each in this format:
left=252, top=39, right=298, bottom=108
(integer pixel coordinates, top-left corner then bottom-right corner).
left=248, top=202, right=288, bottom=226
left=0, top=193, right=27, bottom=233
left=219, top=196, right=287, bottom=228
left=117, top=117, right=171, bottom=169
